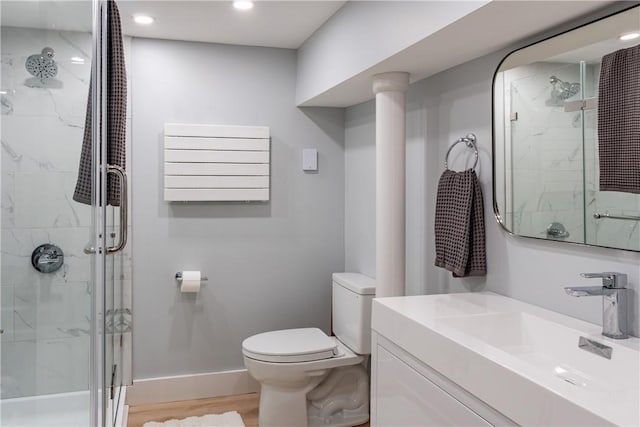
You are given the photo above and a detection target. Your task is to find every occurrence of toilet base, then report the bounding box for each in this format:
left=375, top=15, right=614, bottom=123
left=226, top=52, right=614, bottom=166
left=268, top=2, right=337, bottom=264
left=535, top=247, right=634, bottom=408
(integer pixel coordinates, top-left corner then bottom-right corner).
left=308, top=406, right=369, bottom=427
left=307, top=364, right=369, bottom=427
left=258, top=374, right=326, bottom=427
left=258, top=385, right=308, bottom=427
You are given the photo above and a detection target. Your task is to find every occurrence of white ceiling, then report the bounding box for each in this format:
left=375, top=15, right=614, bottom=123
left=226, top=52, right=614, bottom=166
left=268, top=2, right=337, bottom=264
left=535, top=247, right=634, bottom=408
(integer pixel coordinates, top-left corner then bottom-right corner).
left=1, top=0, right=346, bottom=49
left=118, top=1, right=345, bottom=48
left=546, top=39, right=639, bottom=65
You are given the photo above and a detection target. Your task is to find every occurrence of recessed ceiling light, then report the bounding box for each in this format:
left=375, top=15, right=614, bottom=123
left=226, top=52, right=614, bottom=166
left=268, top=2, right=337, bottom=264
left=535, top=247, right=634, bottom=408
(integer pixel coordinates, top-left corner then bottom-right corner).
left=133, top=14, right=154, bottom=25
left=619, top=32, right=640, bottom=41
left=233, top=1, right=254, bottom=10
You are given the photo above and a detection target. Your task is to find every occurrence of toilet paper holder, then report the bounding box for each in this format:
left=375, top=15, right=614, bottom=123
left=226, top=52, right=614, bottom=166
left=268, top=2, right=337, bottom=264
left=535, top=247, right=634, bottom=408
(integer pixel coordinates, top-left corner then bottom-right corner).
left=175, top=272, right=209, bottom=282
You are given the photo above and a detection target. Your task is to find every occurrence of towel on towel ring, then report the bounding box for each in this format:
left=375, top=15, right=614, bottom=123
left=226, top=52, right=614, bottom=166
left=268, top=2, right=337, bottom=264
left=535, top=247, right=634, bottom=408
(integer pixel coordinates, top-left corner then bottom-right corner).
left=434, top=169, right=486, bottom=277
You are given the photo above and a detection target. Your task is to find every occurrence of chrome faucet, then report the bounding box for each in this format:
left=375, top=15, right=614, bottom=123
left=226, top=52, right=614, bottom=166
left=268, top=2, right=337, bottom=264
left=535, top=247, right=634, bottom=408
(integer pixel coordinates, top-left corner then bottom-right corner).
left=564, top=272, right=629, bottom=339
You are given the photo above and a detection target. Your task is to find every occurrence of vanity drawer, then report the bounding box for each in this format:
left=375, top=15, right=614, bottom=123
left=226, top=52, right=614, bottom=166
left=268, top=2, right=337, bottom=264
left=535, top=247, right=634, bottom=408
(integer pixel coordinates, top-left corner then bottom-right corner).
left=374, top=344, right=492, bottom=426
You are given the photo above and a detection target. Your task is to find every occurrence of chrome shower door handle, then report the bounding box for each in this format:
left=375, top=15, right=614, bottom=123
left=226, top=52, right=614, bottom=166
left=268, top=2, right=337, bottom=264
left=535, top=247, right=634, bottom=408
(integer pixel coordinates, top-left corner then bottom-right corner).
left=107, top=165, right=128, bottom=254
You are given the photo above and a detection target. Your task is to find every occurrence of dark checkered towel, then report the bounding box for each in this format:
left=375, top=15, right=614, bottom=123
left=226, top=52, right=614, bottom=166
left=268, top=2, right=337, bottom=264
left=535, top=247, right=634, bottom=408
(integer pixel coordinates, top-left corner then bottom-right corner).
left=73, top=0, right=127, bottom=206
left=434, top=169, right=486, bottom=277
left=598, top=43, right=640, bottom=194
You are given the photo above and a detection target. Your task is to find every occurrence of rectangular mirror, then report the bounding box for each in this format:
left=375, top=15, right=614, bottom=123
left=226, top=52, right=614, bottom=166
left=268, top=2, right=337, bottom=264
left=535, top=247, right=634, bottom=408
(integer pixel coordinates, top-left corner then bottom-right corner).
left=493, top=5, right=640, bottom=252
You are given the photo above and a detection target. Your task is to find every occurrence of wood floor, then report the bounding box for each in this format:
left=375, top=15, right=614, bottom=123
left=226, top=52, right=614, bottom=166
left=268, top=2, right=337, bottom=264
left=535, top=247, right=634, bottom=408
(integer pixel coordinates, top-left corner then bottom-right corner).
left=127, top=393, right=370, bottom=427
left=127, top=393, right=259, bottom=427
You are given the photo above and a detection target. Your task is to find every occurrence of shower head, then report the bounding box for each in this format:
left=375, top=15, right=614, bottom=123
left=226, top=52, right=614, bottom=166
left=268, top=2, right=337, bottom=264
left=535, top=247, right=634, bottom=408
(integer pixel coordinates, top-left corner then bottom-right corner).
left=25, top=47, right=58, bottom=81
left=549, top=75, right=580, bottom=101
left=549, top=76, right=561, bottom=85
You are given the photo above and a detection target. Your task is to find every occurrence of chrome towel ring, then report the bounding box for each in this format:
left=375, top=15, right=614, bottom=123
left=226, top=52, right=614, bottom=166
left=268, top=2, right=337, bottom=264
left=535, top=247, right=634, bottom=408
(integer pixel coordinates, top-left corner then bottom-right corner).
left=444, top=133, right=478, bottom=171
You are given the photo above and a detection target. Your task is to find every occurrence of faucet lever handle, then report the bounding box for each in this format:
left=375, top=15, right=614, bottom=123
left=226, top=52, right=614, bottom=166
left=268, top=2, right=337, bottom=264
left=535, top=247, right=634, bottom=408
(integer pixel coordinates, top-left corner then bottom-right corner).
left=580, top=272, right=627, bottom=288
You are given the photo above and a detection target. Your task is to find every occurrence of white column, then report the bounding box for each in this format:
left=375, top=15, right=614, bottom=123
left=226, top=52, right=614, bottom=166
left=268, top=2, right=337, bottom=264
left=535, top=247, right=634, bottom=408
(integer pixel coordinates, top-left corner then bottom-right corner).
left=373, top=72, right=409, bottom=298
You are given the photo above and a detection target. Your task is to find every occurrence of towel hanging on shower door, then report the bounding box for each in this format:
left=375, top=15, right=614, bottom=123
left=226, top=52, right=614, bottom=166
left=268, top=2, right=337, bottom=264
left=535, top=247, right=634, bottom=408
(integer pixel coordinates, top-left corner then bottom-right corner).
left=73, top=0, right=127, bottom=206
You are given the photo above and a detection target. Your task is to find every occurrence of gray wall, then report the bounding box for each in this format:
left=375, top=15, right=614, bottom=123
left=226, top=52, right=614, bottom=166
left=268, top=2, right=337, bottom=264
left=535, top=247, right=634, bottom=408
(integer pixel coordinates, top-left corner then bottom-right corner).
left=295, top=0, right=486, bottom=105
left=131, top=38, right=345, bottom=379
left=345, top=51, right=640, bottom=337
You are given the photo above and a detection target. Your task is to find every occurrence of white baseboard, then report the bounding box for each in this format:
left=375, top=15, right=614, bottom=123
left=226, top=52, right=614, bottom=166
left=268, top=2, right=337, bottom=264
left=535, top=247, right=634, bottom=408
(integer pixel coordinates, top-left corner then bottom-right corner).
left=120, top=405, right=129, bottom=427
left=126, top=369, right=259, bottom=406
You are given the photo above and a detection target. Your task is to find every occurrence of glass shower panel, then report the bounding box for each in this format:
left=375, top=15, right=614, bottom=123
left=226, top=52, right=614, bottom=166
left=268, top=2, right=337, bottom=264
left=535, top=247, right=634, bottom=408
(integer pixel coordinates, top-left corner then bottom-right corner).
left=508, top=62, right=585, bottom=244
left=0, top=1, right=105, bottom=426
left=104, top=12, right=133, bottom=425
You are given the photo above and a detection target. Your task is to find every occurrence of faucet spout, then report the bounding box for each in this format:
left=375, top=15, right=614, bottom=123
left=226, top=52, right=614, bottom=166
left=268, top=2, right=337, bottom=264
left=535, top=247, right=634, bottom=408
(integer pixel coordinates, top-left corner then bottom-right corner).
left=564, top=272, right=629, bottom=339
left=564, top=286, right=604, bottom=297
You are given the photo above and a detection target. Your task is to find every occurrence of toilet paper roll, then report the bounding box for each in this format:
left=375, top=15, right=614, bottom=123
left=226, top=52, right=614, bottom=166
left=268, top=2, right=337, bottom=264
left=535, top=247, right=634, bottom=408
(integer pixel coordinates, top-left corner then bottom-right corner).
left=180, top=270, right=201, bottom=293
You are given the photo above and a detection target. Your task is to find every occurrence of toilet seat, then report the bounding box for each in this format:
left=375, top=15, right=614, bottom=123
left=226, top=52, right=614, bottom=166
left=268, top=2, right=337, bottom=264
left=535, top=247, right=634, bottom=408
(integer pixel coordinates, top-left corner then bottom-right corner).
left=242, top=328, right=339, bottom=363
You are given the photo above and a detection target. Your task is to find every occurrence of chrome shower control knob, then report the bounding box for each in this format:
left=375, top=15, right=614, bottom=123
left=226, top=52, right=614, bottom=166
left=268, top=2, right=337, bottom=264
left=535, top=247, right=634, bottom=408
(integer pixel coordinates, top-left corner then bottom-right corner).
left=546, top=222, right=570, bottom=239
left=31, top=243, right=64, bottom=273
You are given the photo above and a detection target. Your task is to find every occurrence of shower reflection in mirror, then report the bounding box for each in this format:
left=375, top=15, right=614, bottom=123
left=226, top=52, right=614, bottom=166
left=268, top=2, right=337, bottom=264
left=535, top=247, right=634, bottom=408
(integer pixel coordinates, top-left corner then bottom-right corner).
left=547, top=75, right=580, bottom=106
left=493, top=5, right=640, bottom=252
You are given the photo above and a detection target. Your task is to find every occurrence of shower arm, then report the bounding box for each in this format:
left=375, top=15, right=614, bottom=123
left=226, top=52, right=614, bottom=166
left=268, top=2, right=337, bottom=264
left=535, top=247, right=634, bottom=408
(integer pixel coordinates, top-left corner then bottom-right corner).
left=564, top=97, right=598, bottom=112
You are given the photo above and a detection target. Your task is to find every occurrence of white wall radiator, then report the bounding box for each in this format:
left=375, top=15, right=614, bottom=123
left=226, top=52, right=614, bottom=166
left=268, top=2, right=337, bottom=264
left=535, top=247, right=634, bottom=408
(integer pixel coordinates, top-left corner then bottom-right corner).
left=164, top=123, right=270, bottom=202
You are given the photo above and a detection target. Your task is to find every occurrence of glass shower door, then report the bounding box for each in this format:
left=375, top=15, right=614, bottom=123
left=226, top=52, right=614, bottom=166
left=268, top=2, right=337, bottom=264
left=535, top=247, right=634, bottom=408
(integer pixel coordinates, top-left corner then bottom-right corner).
left=95, top=2, right=131, bottom=425
left=99, top=1, right=132, bottom=423
left=0, top=0, right=115, bottom=426
left=105, top=170, right=131, bottom=426
left=508, top=63, right=585, bottom=244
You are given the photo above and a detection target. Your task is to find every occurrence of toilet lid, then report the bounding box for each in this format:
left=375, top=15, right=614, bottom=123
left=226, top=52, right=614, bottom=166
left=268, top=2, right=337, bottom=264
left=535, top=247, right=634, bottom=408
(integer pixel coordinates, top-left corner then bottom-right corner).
left=242, top=328, right=339, bottom=363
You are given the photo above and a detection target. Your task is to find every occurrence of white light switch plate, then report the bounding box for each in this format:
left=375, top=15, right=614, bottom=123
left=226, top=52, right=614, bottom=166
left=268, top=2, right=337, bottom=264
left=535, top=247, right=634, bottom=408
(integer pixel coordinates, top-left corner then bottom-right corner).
left=302, top=148, right=318, bottom=171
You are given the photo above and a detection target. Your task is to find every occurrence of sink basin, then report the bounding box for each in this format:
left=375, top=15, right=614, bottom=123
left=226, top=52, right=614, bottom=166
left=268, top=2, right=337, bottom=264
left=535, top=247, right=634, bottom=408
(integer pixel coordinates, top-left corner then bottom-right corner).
left=372, top=292, right=640, bottom=426
left=440, top=311, right=637, bottom=394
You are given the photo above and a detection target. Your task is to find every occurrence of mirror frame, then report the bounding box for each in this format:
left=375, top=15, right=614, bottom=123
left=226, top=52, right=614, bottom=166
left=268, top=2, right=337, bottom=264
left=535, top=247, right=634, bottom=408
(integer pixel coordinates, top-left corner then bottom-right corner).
left=491, top=4, right=640, bottom=252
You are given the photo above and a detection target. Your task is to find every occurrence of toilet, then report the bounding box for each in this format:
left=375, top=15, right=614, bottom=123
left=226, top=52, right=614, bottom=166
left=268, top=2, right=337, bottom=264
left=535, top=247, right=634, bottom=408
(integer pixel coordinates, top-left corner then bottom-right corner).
left=242, top=272, right=375, bottom=427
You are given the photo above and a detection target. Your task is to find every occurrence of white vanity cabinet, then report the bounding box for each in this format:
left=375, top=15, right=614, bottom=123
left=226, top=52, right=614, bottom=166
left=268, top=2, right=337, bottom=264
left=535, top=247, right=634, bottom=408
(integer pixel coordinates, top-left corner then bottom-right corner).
left=371, top=333, right=515, bottom=427
left=370, top=293, right=639, bottom=426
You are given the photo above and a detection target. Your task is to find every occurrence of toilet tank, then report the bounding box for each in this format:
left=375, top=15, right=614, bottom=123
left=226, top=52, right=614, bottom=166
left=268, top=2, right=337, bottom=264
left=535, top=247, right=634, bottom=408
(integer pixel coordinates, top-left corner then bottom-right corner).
left=332, top=272, right=376, bottom=355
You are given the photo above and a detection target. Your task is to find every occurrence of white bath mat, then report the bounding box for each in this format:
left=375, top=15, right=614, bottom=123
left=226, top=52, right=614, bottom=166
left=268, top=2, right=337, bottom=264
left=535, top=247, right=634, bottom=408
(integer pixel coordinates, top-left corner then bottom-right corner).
left=142, top=411, right=245, bottom=427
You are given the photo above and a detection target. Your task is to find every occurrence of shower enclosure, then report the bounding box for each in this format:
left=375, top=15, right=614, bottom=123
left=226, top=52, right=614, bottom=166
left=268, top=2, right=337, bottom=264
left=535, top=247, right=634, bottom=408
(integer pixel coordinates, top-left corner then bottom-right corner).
left=0, top=1, right=132, bottom=426
left=504, top=62, right=587, bottom=243
left=498, top=58, right=640, bottom=251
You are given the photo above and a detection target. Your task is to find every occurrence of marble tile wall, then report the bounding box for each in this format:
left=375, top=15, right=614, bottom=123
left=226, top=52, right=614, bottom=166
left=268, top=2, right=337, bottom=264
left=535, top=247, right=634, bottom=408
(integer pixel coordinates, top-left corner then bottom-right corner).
left=1, top=26, right=133, bottom=399
left=504, top=61, right=640, bottom=251
left=506, top=62, right=586, bottom=244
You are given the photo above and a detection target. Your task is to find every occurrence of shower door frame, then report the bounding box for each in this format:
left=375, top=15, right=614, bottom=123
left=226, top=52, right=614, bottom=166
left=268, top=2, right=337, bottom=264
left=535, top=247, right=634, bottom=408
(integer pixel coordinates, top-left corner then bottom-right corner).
left=89, top=0, right=109, bottom=425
